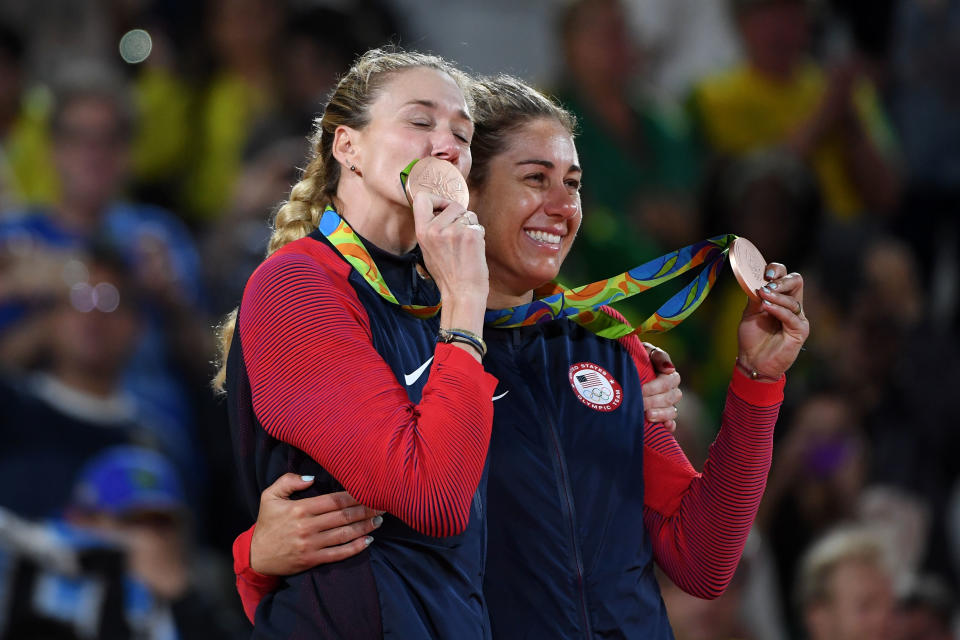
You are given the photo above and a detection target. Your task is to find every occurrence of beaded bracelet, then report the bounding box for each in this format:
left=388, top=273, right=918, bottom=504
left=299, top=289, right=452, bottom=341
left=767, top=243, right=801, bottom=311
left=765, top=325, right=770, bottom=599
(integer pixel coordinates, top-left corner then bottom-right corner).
left=438, top=327, right=487, bottom=358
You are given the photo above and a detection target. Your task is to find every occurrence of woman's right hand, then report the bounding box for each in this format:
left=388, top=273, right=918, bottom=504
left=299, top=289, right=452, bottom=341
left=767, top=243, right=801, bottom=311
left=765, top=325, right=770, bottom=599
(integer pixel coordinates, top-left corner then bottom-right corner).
left=250, top=474, right=384, bottom=576
left=412, top=191, right=488, bottom=337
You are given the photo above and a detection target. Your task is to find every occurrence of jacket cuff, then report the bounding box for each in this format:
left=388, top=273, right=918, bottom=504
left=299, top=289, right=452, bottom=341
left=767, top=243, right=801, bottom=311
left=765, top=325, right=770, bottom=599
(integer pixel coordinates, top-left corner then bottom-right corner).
left=434, top=342, right=499, bottom=396
left=730, top=364, right=785, bottom=407
left=233, top=525, right=278, bottom=589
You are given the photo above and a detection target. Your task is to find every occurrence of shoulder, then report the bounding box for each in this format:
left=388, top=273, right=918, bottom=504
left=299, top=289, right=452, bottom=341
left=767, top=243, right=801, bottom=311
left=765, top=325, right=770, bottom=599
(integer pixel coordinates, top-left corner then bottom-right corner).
left=242, top=235, right=358, bottom=313
left=259, top=234, right=352, bottom=280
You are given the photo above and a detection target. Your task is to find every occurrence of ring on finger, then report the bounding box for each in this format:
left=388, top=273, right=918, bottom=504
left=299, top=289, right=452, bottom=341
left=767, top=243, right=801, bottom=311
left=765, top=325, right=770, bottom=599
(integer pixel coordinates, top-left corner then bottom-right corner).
left=673, top=405, right=679, bottom=419
left=794, top=300, right=803, bottom=316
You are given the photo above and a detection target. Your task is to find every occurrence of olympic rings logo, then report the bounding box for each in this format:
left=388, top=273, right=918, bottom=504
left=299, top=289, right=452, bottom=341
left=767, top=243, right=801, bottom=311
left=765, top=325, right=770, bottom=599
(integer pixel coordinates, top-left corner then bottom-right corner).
left=588, top=387, right=612, bottom=401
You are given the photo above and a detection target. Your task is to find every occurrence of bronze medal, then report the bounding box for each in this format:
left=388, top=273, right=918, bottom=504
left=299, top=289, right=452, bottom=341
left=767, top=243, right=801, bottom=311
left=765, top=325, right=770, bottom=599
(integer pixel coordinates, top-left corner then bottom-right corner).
left=729, top=237, right=768, bottom=302
left=403, top=157, right=470, bottom=209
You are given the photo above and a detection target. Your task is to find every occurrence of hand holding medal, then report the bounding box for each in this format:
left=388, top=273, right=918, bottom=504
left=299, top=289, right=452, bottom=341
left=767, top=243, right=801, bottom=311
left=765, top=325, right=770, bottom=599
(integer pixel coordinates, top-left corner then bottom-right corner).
left=729, top=237, right=809, bottom=382
left=402, top=157, right=471, bottom=209
left=402, top=158, right=488, bottom=342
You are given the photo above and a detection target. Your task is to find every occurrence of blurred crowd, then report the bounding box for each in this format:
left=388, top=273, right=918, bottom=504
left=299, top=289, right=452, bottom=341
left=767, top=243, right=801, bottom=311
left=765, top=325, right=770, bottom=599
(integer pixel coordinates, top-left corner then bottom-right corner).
left=0, top=0, right=957, bottom=638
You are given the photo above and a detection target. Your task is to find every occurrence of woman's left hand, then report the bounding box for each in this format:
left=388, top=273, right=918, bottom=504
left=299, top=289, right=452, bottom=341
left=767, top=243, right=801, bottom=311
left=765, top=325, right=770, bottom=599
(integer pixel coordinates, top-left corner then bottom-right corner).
left=737, top=262, right=809, bottom=380
left=641, top=343, right=682, bottom=432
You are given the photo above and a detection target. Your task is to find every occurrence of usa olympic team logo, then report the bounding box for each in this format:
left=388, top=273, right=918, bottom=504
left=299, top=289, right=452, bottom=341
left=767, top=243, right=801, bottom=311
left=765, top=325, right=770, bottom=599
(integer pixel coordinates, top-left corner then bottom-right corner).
left=568, top=362, right=623, bottom=412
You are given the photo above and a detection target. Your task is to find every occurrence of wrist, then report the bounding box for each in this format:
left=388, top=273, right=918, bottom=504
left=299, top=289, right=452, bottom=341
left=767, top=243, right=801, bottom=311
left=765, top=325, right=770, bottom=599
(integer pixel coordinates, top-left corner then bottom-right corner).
left=440, top=293, right=487, bottom=335
left=438, top=326, right=486, bottom=359
left=735, top=356, right=780, bottom=383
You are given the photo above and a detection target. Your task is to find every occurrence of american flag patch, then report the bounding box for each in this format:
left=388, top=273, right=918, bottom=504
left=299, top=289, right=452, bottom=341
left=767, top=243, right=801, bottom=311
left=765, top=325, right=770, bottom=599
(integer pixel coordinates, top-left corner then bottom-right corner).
left=576, top=372, right=604, bottom=388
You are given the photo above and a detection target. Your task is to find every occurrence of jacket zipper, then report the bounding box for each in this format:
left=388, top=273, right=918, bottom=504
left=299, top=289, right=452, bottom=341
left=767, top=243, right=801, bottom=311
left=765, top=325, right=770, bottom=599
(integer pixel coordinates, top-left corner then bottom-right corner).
left=546, top=415, right=593, bottom=638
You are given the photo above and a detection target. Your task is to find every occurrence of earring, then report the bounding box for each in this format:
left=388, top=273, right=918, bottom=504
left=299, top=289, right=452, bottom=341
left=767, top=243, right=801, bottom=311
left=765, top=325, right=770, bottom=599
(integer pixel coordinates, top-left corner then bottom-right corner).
left=349, top=164, right=357, bottom=172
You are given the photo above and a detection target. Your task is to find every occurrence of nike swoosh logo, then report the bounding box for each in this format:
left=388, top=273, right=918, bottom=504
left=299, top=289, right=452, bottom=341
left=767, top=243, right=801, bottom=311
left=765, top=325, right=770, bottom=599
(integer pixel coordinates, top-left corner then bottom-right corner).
left=404, top=356, right=434, bottom=386
left=492, top=391, right=510, bottom=402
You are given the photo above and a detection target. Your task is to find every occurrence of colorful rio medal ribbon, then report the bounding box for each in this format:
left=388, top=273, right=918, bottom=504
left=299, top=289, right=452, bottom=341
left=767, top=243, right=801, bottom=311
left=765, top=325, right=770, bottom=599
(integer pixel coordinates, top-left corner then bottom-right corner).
left=314, top=158, right=473, bottom=320
left=317, top=204, right=440, bottom=319
left=485, top=234, right=740, bottom=338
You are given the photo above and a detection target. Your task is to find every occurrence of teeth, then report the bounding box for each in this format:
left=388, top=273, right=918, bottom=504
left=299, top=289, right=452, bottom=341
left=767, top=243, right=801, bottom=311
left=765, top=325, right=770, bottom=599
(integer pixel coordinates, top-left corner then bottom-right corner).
left=525, top=230, right=562, bottom=244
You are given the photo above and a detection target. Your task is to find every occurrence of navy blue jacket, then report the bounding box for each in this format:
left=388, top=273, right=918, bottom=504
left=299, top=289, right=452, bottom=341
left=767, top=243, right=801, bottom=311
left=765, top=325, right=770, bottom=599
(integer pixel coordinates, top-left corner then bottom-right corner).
left=483, top=321, right=674, bottom=639
left=228, top=229, right=491, bottom=639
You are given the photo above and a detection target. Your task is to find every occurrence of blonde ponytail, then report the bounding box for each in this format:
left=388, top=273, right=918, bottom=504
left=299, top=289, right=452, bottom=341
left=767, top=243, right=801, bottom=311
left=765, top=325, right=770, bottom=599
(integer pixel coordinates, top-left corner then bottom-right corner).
left=267, top=156, right=328, bottom=256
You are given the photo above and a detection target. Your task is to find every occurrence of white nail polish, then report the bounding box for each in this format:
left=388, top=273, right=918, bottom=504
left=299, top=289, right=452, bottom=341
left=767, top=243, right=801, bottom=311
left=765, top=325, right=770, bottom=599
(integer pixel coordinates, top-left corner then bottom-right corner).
left=364, top=536, right=374, bottom=546
left=300, top=475, right=315, bottom=482
left=372, top=515, right=384, bottom=527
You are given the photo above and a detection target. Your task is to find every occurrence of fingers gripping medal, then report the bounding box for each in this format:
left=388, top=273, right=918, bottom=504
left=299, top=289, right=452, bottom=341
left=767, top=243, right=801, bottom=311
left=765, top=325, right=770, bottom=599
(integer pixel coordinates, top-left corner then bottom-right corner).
left=728, top=237, right=769, bottom=302
left=400, top=157, right=470, bottom=209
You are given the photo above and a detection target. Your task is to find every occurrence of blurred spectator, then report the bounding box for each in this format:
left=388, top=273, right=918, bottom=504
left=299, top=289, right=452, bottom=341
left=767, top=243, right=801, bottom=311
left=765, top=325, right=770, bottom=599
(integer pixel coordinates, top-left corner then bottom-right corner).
left=126, top=10, right=199, bottom=214
left=624, top=0, right=742, bottom=100
left=796, top=525, right=896, bottom=640
left=0, top=20, right=56, bottom=211
left=757, top=390, right=868, bottom=628
left=555, top=0, right=703, bottom=272
left=0, top=62, right=211, bottom=479
left=382, top=0, right=555, bottom=82
left=66, top=446, right=233, bottom=639
left=661, top=531, right=790, bottom=640
left=201, top=136, right=303, bottom=316
left=893, top=574, right=958, bottom=640
left=0, top=446, right=234, bottom=639
left=243, top=5, right=361, bottom=158
left=179, top=0, right=284, bottom=224
left=857, top=486, right=931, bottom=590
left=0, top=246, right=173, bottom=520
left=0, top=504, right=137, bottom=639
left=888, top=0, right=960, bottom=328
left=197, top=5, right=365, bottom=314
left=836, top=238, right=960, bottom=585
left=692, top=0, right=901, bottom=224
left=661, top=566, right=757, bottom=640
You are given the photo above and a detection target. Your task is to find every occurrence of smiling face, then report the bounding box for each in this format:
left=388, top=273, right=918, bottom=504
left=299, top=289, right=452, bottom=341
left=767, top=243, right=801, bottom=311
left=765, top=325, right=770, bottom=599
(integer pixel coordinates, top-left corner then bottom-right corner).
left=471, top=117, right=582, bottom=304
left=346, top=67, right=473, bottom=212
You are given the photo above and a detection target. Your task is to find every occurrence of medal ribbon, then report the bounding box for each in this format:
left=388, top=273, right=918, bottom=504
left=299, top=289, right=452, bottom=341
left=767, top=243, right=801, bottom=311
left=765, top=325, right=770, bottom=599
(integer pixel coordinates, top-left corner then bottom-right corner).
left=318, top=205, right=440, bottom=318
left=319, top=204, right=735, bottom=336
left=484, top=235, right=737, bottom=338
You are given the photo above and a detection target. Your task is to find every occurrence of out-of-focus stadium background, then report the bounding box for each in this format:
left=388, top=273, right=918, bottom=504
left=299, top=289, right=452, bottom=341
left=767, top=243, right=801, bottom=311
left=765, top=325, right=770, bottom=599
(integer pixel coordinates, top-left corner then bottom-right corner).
left=0, top=0, right=957, bottom=638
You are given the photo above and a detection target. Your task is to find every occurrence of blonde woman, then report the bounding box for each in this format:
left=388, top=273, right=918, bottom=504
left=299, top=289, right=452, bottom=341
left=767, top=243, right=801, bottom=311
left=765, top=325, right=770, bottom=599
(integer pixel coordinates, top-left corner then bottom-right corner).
left=217, top=49, right=496, bottom=637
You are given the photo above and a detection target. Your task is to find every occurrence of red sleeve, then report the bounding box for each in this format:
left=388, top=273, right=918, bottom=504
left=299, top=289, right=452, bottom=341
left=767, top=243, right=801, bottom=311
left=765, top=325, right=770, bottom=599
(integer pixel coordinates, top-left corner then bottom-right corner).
left=232, top=525, right=278, bottom=624
left=618, top=329, right=783, bottom=599
left=239, top=244, right=498, bottom=537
